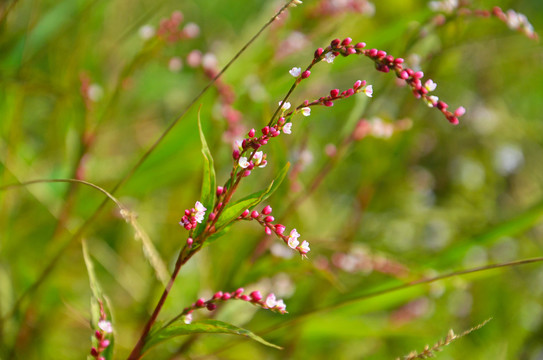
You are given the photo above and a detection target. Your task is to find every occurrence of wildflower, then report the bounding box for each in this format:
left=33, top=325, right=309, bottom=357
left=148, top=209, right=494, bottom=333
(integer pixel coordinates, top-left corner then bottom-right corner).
left=324, top=52, right=336, bottom=63
left=184, top=313, right=193, bottom=324
left=238, top=157, right=250, bottom=168
left=298, top=240, right=310, bottom=256
left=280, top=101, right=291, bottom=110
left=301, top=107, right=311, bottom=116
left=287, top=229, right=300, bottom=249
left=265, top=293, right=277, bottom=308
left=289, top=67, right=302, bottom=77
left=283, top=123, right=293, bottom=134
left=363, top=85, right=373, bottom=97
left=424, top=79, right=437, bottom=92
left=274, top=299, right=287, bottom=313
left=138, top=25, right=155, bottom=40
left=253, top=151, right=267, bottom=168
left=194, top=201, right=207, bottom=223
left=426, top=95, right=439, bottom=107
left=98, top=320, right=113, bottom=333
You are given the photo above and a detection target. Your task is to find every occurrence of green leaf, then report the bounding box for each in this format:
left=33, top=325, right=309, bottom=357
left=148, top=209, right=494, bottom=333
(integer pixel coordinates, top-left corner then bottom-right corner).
left=143, top=319, right=282, bottom=353
left=194, top=108, right=216, bottom=238
left=214, top=162, right=290, bottom=231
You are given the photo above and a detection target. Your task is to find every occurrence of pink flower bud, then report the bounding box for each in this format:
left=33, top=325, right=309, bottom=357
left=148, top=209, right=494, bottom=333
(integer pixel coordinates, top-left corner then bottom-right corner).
left=100, top=339, right=110, bottom=349
left=187, top=237, right=193, bottom=247
left=234, top=288, right=244, bottom=297
left=262, top=126, right=270, bottom=135
left=330, top=89, right=340, bottom=98
left=301, top=70, right=311, bottom=79
left=262, top=205, right=272, bottom=215
left=454, top=106, right=466, bottom=117
left=265, top=226, right=272, bottom=235
left=264, top=216, right=274, bottom=222
left=355, top=42, right=366, bottom=48
left=90, top=348, right=99, bottom=356
left=437, top=101, right=448, bottom=110
left=196, top=298, right=206, bottom=307
left=324, top=101, right=334, bottom=107
left=240, top=295, right=250, bottom=301
left=208, top=213, right=216, bottom=221
left=278, top=117, right=286, bottom=126
left=95, top=330, right=102, bottom=340
left=385, top=55, right=394, bottom=63
left=243, top=170, right=251, bottom=177
left=400, top=70, right=409, bottom=79
left=275, top=224, right=286, bottom=234
left=346, top=47, right=356, bottom=55
left=331, top=38, right=341, bottom=47
left=413, top=71, right=424, bottom=79
left=222, top=293, right=231, bottom=300
left=213, top=291, right=223, bottom=299
left=353, top=80, right=364, bottom=90
left=206, top=303, right=217, bottom=311
left=241, top=209, right=250, bottom=218
left=248, top=128, right=255, bottom=137
left=217, top=202, right=223, bottom=209
left=341, top=37, right=352, bottom=46
left=233, top=149, right=240, bottom=160
left=250, top=291, right=263, bottom=301
left=368, top=48, right=378, bottom=57
left=216, top=186, right=224, bottom=196
left=394, top=57, right=404, bottom=65
left=314, top=47, right=324, bottom=58
left=345, top=88, right=354, bottom=97
left=251, top=210, right=259, bottom=218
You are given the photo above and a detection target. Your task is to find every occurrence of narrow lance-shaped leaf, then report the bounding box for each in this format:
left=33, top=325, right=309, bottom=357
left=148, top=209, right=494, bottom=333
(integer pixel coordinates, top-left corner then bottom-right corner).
left=214, top=162, right=290, bottom=231
left=143, top=319, right=282, bottom=354
left=194, top=107, right=217, bottom=237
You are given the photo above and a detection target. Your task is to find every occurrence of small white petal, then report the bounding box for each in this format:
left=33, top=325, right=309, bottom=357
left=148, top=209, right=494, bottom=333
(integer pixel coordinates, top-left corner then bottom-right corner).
left=424, top=79, right=437, bottom=92
left=283, top=123, right=293, bottom=134
left=279, top=101, right=291, bottom=110
left=98, top=320, right=113, bottom=333
left=324, top=52, right=336, bottom=63
left=301, top=107, right=311, bottom=116
left=288, top=237, right=300, bottom=249
left=265, top=293, right=277, bottom=308
left=195, top=201, right=207, bottom=213
left=238, top=157, right=250, bottom=168
left=289, top=67, right=302, bottom=77
left=363, top=85, right=373, bottom=98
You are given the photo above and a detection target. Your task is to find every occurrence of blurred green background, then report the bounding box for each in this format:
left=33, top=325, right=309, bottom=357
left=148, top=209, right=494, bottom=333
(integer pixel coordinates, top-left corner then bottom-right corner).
left=1, top=0, right=543, bottom=359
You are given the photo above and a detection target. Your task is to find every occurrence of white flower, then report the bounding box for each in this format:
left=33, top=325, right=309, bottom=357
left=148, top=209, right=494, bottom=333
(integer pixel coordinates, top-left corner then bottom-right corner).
left=265, top=293, right=277, bottom=308
left=301, top=107, right=311, bottom=116
left=363, top=85, right=373, bottom=98
left=194, top=201, right=207, bottom=223
left=288, top=237, right=300, bottom=249
left=274, top=299, right=287, bottom=313
left=298, top=240, right=310, bottom=255
left=98, top=320, right=113, bottom=333
left=138, top=25, right=155, bottom=40
left=184, top=313, right=193, bottom=324
left=195, top=201, right=206, bottom=213
left=324, top=52, right=336, bottom=63
left=88, top=84, right=103, bottom=102
left=289, top=67, right=302, bottom=77
left=283, top=123, right=293, bottom=134
left=279, top=101, right=291, bottom=110
left=234, top=139, right=243, bottom=151
left=426, top=95, right=439, bottom=107
left=287, top=229, right=300, bottom=249
left=238, top=157, right=250, bottom=168
left=253, top=151, right=267, bottom=168
left=424, top=79, right=437, bottom=92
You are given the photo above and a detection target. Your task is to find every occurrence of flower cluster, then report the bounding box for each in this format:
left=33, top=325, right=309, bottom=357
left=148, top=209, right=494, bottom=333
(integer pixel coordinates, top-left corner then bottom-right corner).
left=179, top=201, right=207, bottom=230
left=156, top=11, right=200, bottom=43
left=493, top=7, right=537, bottom=40
left=309, top=37, right=465, bottom=125
left=181, top=288, right=287, bottom=324
left=90, top=319, right=113, bottom=360
left=239, top=205, right=310, bottom=258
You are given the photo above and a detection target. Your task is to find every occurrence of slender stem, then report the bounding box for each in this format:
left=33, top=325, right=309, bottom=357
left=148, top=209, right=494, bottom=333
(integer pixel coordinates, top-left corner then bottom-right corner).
left=127, top=246, right=191, bottom=360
